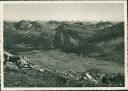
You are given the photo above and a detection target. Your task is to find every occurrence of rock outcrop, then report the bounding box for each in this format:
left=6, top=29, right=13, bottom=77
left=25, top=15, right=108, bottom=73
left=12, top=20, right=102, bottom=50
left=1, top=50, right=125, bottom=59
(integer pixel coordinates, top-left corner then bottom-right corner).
left=4, top=51, right=34, bottom=69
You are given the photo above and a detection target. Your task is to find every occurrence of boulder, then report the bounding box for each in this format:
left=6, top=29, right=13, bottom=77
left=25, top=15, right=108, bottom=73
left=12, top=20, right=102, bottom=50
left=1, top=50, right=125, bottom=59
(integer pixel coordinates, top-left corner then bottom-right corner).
left=4, top=62, right=19, bottom=70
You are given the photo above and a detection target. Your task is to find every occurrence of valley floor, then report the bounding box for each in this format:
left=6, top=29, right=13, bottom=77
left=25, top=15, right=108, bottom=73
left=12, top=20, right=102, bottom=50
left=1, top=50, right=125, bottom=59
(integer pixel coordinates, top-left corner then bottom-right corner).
left=17, top=49, right=124, bottom=74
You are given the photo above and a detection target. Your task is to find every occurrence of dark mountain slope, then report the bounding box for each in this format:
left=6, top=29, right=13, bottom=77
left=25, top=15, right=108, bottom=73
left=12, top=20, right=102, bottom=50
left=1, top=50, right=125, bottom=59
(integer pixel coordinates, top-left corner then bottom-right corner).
left=53, top=23, right=82, bottom=53
left=95, top=21, right=113, bottom=28
left=81, top=22, right=124, bottom=64
left=87, top=22, right=124, bottom=42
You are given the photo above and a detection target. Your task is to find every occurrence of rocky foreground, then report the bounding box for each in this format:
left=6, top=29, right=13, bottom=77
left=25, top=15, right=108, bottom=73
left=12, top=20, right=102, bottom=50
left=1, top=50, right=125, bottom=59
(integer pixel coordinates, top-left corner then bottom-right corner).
left=4, top=51, right=124, bottom=87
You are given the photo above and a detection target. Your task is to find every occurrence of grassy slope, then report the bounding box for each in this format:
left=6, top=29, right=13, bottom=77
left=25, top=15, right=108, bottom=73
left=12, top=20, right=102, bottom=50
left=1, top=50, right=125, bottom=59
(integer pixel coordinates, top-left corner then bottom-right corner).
left=4, top=68, right=69, bottom=87
left=4, top=68, right=111, bottom=87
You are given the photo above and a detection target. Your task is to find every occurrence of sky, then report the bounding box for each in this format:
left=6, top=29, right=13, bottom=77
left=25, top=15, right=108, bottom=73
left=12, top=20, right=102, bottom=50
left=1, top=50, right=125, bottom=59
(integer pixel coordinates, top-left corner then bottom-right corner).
left=4, top=3, right=124, bottom=21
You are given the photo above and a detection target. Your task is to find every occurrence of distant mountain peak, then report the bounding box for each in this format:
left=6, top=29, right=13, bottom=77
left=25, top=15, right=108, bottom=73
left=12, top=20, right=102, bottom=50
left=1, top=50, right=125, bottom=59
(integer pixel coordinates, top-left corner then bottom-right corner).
left=15, top=20, right=42, bottom=32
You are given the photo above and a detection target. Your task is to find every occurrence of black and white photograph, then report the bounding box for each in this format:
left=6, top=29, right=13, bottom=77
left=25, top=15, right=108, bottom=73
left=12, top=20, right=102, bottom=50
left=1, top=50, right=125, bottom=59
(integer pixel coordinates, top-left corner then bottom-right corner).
left=0, top=1, right=127, bottom=90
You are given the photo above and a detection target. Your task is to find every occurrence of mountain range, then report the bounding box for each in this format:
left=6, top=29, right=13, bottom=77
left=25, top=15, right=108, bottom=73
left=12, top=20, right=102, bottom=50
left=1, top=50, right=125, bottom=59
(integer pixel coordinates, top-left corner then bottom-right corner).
left=4, top=20, right=124, bottom=64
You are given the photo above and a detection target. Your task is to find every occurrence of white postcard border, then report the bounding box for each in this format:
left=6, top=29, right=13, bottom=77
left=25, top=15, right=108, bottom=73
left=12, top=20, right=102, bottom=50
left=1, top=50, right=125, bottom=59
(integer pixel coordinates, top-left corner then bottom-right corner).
left=0, top=1, right=127, bottom=90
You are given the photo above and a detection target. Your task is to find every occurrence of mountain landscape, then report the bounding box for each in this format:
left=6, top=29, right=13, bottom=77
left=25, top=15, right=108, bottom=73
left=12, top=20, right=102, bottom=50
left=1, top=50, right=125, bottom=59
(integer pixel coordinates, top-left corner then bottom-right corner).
left=3, top=20, right=124, bottom=87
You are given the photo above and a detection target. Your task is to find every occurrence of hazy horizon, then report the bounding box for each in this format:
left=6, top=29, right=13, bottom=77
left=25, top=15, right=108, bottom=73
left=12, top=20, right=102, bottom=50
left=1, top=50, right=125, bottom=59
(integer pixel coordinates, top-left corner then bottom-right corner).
left=4, top=3, right=124, bottom=21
